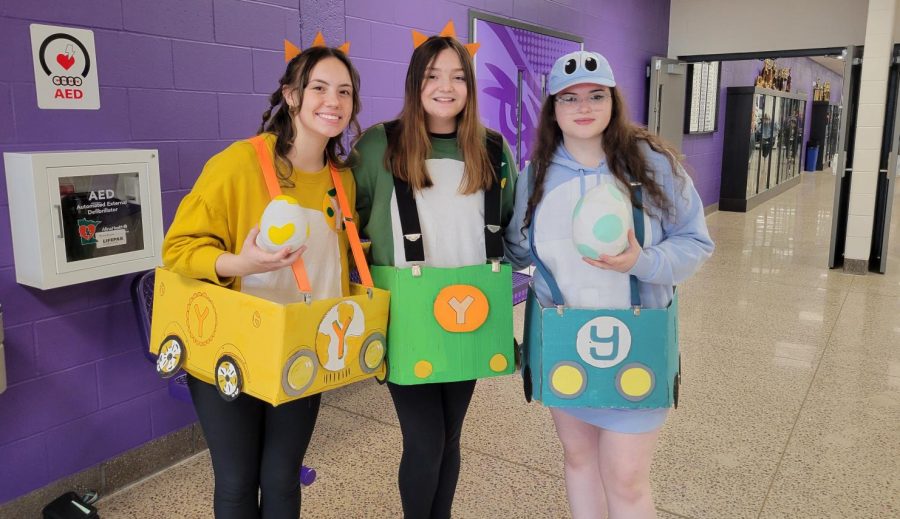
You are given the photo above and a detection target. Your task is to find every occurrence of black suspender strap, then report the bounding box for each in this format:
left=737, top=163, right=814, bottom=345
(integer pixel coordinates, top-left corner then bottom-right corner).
left=384, top=120, right=426, bottom=263
left=383, top=121, right=506, bottom=264
left=628, top=178, right=644, bottom=311
left=483, top=129, right=504, bottom=260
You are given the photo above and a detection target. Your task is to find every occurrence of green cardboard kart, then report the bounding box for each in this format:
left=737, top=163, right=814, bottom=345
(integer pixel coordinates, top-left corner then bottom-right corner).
left=376, top=122, right=514, bottom=385
left=373, top=262, right=513, bottom=384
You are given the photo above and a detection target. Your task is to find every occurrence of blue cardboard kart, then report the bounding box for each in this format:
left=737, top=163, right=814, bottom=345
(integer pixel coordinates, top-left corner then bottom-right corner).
left=522, top=178, right=680, bottom=409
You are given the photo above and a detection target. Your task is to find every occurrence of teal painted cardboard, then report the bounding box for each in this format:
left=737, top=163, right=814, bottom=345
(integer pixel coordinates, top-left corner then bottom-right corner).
left=523, top=287, right=679, bottom=408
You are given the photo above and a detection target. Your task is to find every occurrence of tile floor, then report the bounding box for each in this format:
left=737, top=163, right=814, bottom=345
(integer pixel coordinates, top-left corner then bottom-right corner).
left=96, top=172, right=900, bottom=518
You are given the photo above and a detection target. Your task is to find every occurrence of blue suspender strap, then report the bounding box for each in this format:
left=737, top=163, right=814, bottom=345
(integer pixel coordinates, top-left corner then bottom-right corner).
left=629, top=177, right=644, bottom=310
left=527, top=166, right=566, bottom=307
left=529, top=167, right=645, bottom=310
left=529, top=220, right=566, bottom=306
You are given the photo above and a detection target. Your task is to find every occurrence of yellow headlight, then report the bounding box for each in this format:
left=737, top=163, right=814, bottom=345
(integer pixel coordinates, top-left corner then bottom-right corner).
left=617, top=364, right=654, bottom=400
left=364, top=339, right=385, bottom=370
left=287, top=355, right=316, bottom=391
left=489, top=353, right=508, bottom=372
left=414, top=360, right=433, bottom=379
left=550, top=362, right=586, bottom=398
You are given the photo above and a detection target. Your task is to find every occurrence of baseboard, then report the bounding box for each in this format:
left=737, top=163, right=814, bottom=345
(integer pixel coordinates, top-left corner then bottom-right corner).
left=0, top=423, right=205, bottom=518
left=704, top=202, right=719, bottom=215
left=842, top=258, right=868, bottom=275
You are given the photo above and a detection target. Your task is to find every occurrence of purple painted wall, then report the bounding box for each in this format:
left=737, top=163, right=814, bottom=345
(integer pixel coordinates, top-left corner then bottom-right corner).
left=338, top=0, right=670, bottom=130
left=0, top=0, right=670, bottom=504
left=0, top=0, right=300, bottom=504
left=683, top=58, right=843, bottom=206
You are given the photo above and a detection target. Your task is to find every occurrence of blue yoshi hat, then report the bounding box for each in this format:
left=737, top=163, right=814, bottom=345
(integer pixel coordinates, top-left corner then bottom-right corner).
left=548, top=51, right=616, bottom=95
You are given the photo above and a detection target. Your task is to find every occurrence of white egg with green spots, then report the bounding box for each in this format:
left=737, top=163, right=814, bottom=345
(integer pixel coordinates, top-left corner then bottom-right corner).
left=256, top=195, right=310, bottom=253
left=571, top=183, right=632, bottom=259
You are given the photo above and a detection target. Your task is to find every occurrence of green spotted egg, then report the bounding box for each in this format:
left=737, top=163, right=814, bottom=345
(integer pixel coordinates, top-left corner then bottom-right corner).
left=571, top=183, right=631, bottom=259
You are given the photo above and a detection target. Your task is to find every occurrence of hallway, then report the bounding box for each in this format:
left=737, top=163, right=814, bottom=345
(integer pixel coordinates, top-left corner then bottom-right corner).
left=96, top=172, right=900, bottom=519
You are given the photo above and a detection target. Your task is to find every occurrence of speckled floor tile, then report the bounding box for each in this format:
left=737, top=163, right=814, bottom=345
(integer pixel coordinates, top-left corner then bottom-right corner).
left=451, top=448, right=569, bottom=518
left=460, top=373, right=562, bottom=476
left=651, top=341, right=817, bottom=519
left=848, top=263, right=900, bottom=297
left=695, top=254, right=855, bottom=291
left=299, top=404, right=403, bottom=518
left=760, top=362, right=900, bottom=519
left=679, top=276, right=847, bottom=347
left=319, top=378, right=399, bottom=427
left=96, top=451, right=214, bottom=518
left=819, top=290, right=900, bottom=377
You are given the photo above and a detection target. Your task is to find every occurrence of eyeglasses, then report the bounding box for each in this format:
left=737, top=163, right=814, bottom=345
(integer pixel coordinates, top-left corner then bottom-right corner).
left=554, top=92, right=611, bottom=109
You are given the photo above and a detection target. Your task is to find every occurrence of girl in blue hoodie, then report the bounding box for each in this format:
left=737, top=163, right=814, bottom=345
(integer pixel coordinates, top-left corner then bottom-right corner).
left=506, top=51, right=713, bottom=519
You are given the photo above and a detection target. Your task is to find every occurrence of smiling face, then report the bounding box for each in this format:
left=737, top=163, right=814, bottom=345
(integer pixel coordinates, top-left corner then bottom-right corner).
left=554, top=83, right=613, bottom=142
left=284, top=56, right=354, bottom=143
left=420, top=48, right=468, bottom=133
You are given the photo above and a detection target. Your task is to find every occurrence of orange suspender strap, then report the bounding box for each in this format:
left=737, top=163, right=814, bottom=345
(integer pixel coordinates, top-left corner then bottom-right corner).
left=328, top=165, right=374, bottom=288
left=248, top=135, right=312, bottom=294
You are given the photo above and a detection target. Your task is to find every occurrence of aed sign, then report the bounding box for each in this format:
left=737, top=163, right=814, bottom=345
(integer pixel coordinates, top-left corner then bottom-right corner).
left=30, top=24, right=100, bottom=110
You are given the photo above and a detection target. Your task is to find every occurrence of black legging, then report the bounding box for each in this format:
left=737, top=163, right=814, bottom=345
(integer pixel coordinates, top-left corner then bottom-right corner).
left=187, top=374, right=321, bottom=519
left=388, top=379, right=477, bottom=519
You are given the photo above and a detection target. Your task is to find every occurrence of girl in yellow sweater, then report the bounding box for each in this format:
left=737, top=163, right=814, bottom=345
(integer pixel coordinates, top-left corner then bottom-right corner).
left=161, top=44, right=361, bottom=518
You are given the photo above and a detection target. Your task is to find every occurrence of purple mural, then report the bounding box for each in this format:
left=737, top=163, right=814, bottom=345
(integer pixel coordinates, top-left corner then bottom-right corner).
left=474, top=19, right=580, bottom=168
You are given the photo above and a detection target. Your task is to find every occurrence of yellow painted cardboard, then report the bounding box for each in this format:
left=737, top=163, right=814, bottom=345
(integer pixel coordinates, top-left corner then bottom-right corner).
left=149, top=267, right=389, bottom=406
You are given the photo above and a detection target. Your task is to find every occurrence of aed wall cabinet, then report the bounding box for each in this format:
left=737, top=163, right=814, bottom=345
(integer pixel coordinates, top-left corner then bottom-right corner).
left=3, top=150, right=163, bottom=289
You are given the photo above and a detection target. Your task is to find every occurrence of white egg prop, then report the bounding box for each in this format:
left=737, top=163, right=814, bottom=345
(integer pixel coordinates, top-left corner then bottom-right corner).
left=571, top=183, right=633, bottom=259
left=256, top=195, right=309, bottom=253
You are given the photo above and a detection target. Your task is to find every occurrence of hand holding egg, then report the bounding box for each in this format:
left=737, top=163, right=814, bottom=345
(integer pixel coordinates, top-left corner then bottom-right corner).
left=256, top=195, right=310, bottom=253
left=572, top=183, right=632, bottom=260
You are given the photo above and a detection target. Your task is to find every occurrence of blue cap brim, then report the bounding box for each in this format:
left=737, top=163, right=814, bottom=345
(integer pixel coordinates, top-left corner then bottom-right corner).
left=549, top=77, right=617, bottom=95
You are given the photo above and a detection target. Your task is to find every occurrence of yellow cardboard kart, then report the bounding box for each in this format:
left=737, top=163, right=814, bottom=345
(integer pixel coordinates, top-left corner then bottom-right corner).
left=149, top=136, right=389, bottom=405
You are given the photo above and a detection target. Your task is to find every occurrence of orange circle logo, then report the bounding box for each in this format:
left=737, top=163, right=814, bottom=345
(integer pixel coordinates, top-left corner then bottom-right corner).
left=185, top=292, right=217, bottom=346
left=433, top=285, right=490, bottom=332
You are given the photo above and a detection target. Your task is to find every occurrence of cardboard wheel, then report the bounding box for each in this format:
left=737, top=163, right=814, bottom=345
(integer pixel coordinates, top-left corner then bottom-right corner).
left=513, top=339, right=522, bottom=371
left=673, top=372, right=681, bottom=409
left=156, top=335, right=185, bottom=379
left=673, top=354, right=682, bottom=409
left=215, top=355, right=242, bottom=401
left=375, top=359, right=388, bottom=385
left=522, top=365, right=533, bottom=403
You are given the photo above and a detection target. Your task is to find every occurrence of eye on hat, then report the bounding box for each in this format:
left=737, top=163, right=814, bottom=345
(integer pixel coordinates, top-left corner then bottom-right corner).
left=547, top=51, right=616, bottom=95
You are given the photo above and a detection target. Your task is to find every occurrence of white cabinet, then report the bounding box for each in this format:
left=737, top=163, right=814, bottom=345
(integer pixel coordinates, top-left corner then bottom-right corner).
left=4, top=149, right=163, bottom=289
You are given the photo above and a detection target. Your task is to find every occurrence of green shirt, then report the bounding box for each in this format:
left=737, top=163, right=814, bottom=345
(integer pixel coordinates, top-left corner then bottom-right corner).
left=353, top=123, right=518, bottom=267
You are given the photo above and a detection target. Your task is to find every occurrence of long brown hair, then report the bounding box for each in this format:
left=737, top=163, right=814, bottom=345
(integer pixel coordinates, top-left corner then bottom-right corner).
left=258, top=46, right=362, bottom=187
left=385, top=36, right=494, bottom=194
left=523, top=87, right=685, bottom=230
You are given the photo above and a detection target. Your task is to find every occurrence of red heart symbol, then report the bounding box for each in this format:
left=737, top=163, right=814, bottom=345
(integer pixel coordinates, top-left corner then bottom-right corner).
left=56, top=53, right=75, bottom=70
left=79, top=224, right=96, bottom=240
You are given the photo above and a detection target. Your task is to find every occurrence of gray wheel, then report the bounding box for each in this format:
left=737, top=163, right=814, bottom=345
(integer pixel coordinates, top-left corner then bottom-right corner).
left=215, top=355, right=242, bottom=401
left=156, top=335, right=185, bottom=378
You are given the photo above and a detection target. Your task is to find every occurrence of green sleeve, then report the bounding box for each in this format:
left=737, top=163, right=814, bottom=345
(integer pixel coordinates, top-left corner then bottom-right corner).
left=350, top=124, right=396, bottom=266
left=351, top=124, right=386, bottom=234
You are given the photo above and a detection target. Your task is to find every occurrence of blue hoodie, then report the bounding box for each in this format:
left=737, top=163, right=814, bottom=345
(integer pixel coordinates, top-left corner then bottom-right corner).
left=505, top=142, right=714, bottom=311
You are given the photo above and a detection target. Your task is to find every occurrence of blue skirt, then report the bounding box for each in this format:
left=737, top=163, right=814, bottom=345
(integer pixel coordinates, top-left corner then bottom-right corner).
left=559, top=407, right=669, bottom=434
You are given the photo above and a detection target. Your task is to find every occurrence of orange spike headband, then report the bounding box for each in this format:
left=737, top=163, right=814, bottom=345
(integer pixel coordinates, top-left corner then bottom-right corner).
left=284, top=31, right=350, bottom=63
left=411, top=20, right=480, bottom=57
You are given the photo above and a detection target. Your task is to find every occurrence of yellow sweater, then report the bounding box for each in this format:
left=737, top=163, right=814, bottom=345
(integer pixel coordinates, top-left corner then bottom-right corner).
left=162, top=133, right=354, bottom=300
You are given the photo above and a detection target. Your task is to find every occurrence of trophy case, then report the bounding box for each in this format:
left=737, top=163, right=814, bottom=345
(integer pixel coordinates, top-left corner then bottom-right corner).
left=809, top=100, right=841, bottom=171
left=720, top=87, right=807, bottom=212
